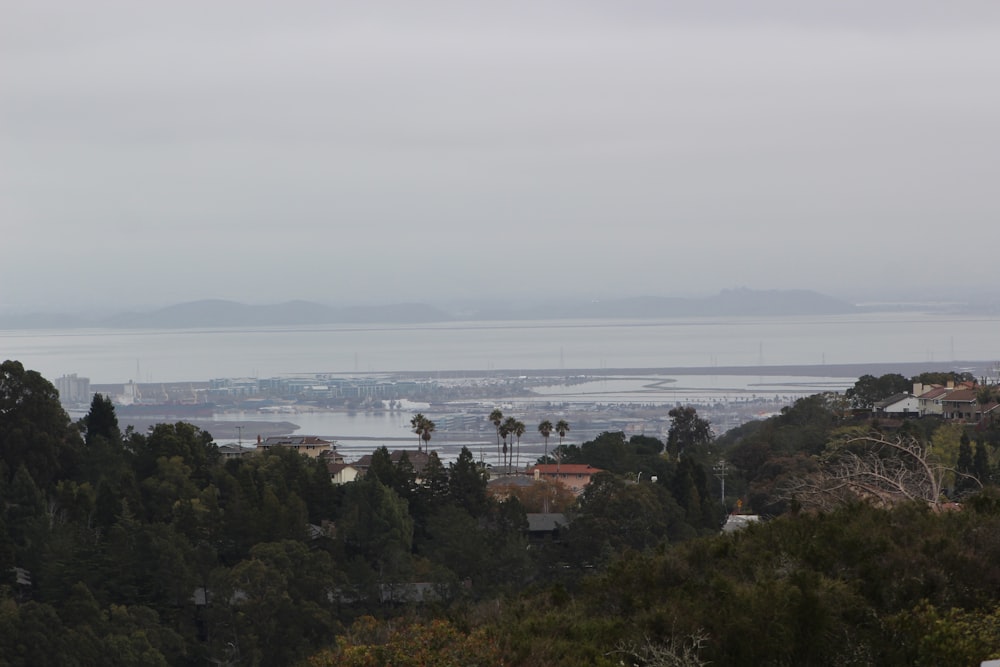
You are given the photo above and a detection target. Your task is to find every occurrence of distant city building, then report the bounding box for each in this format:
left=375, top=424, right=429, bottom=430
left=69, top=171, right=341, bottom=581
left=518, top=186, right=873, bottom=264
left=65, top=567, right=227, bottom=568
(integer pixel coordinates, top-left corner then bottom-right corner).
left=54, top=374, right=91, bottom=406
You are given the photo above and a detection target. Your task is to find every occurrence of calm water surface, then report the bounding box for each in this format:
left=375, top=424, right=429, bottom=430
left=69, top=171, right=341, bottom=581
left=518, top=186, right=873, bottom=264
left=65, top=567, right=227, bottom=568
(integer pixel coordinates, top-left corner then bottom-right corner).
left=3, top=313, right=998, bottom=384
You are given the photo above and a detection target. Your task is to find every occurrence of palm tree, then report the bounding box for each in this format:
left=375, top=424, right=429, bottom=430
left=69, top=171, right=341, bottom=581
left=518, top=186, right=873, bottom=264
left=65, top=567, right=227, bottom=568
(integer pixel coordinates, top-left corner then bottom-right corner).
left=410, top=413, right=427, bottom=452
left=538, top=420, right=553, bottom=463
left=555, top=419, right=569, bottom=472
left=513, top=419, right=525, bottom=472
left=502, top=416, right=518, bottom=475
left=420, top=418, right=435, bottom=453
left=489, top=409, right=504, bottom=469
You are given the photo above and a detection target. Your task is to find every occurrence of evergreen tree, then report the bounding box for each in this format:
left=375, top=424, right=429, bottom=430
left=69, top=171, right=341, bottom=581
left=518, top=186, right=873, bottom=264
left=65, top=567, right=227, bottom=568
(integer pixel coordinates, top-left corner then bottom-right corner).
left=974, top=440, right=991, bottom=484
left=956, top=432, right=976, bottom=495
left=448, top=447, right=488, bottom=517
left=0, top=360, right=82, bottom=487
left=667, top=406, right=713, bottom=461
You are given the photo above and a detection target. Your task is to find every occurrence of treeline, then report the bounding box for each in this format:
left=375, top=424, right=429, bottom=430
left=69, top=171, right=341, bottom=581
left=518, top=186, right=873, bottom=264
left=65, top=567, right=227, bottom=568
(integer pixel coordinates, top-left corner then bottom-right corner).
left=7, top=358, right=1000, bottom=665
left=720, top=371, right=1000, bottom=517
left=0, top=361, right=724, bottom=665
left=490, top=497, right=1000, bottom=666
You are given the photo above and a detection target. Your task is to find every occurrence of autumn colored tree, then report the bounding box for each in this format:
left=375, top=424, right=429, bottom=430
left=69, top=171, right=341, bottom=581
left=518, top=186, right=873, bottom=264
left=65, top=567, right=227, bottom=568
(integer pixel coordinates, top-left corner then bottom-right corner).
left=307, top=616, right=501, bottom=667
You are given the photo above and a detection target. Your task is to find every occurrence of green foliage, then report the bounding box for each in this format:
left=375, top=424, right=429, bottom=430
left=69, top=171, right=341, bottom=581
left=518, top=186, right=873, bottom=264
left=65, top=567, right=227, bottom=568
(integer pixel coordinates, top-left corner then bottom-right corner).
left=565, top=473, right=690, bottom=567
left=913, top=370, right=975, bottom=386
left=846, top=373, right=911, bottom=409
left=16, top=360, right=1000, bottom=666
left=82, top=393, right=119, bottom=446
left=666, top=406, right=713, bottom=460
left=931, top=422, right=964, bottom=492
left=339, top=479, right=414, bottom=578
left=447, top=447, right=488, bottom=517
left=888, top=601, right=1000, bottom=666
left=128, top=422, right=218, bottom=483
left=0, top=360, right=82, bottom=488
left=724, top=394, right=838, bottom=514
left=495, top=497, right=1000, bottom=665
left=308, top=615, right=501, bottom=667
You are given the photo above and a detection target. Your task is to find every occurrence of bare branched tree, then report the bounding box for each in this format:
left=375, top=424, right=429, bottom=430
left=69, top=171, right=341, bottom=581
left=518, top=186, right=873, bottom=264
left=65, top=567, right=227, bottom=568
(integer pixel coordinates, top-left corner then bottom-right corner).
left=782, top=434, right=981, bottom=512
left=607, top=632, right=711, bottom=667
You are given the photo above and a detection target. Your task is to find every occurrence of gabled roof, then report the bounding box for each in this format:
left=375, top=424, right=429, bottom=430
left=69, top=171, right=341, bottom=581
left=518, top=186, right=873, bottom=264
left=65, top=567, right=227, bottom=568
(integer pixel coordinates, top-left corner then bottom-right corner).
left=353, top=449, right=432, bottom=474
left=261, top=435, right=333, bottom=446
left=942, top=388, right=977, bottom=403
left=526, top=513, right=568, bottom=532
left=917, top=386, right=951, bottom=400
left=874, top=393, right=915, bottom=409
left=487, top=476, right=536, bottom=490
left=218, top=444, right=254, bottom=456
left=530, top=464, right=603, bottom=475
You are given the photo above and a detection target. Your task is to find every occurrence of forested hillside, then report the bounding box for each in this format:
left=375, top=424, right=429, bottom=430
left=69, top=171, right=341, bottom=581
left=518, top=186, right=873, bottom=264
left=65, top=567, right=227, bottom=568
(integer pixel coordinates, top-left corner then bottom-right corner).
left=3, top=360, right=1000, bottom=665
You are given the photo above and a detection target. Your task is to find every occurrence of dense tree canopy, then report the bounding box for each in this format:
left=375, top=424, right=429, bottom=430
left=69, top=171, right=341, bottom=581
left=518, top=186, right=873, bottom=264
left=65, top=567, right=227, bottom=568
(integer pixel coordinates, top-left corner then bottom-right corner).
left=846, top=373, right=911, bottom=409
left=4, top=361, right=1000, bottom=665
left=0, top=360, right=82, bottom=487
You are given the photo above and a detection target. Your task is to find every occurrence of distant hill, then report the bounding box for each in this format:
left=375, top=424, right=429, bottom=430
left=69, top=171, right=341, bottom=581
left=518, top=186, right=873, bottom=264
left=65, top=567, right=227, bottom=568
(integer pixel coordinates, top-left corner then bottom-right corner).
left=0, top=300, right=453, bottom=329
left=0, top=290, right=859, bottom=330
left=469, top=288, right=859, bottom=320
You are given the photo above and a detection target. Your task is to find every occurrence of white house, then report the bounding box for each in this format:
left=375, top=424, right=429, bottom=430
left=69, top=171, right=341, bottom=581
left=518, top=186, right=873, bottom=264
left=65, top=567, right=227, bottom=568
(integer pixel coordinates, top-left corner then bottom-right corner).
left=873, top=393, right=920, bottom=418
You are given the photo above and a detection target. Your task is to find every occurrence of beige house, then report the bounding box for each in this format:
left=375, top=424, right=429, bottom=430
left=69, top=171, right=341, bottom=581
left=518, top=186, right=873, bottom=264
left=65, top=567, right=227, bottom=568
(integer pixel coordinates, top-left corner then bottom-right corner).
left=915, top=385, right=950, bottom=417
left=327, top=463, right=360, bottom=485
left=528, top=464, right=603, bottom=495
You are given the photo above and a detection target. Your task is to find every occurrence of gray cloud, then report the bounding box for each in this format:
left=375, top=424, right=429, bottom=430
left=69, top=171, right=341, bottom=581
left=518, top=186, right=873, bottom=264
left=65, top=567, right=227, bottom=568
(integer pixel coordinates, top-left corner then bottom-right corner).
left=3, top=1, right=999, bottom=310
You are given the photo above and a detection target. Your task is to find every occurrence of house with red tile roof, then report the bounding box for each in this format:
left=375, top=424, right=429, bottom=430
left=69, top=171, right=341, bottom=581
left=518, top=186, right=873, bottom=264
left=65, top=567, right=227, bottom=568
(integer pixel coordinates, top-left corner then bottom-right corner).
left=940, top=388, right=979, bottom=421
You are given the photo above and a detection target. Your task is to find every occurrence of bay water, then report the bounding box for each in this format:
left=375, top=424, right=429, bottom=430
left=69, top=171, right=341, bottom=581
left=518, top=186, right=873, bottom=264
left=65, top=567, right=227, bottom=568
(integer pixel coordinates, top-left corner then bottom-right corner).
left=3, top=312, right=997, bottom=385
left=7, top=312, right=998, bottom=458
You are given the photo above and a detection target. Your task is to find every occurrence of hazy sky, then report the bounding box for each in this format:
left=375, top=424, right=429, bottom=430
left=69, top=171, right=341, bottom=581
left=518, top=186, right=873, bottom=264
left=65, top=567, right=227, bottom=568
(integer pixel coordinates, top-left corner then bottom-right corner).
left=3, top=1, right=999, bottom=312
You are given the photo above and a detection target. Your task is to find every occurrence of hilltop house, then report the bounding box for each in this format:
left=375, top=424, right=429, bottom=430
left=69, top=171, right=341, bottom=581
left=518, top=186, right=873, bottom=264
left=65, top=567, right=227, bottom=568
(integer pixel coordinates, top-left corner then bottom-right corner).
left=527, top=464, right=603, bottom=495
left=217, top=444, right=254, bottom=459
left=256, top=435, right=335, bottom=458
left=873, top=393, right=920, bottom=418
left=327, top=462, right=360, bottom=485
left=526, top=513, right=569, bottom=544
left=892, top=382, right=1000, bottom=424
left=939, top=388, right=979, bottom=421
left=915, top=385, right=951, bottom=417
left=353, top=449, right=432, bottom=480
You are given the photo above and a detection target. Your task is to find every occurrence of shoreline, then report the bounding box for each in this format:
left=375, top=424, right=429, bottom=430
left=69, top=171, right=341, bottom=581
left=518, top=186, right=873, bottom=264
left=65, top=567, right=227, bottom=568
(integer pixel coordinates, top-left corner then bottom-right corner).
left=91, top=359, right=991, bottom=394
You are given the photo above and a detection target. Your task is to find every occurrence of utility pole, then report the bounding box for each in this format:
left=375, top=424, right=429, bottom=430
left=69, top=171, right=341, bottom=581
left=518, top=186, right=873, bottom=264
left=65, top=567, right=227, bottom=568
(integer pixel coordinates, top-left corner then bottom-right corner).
left=236, top=425, right=243, bottom=447
left=713, top=460, right=727, bottom=504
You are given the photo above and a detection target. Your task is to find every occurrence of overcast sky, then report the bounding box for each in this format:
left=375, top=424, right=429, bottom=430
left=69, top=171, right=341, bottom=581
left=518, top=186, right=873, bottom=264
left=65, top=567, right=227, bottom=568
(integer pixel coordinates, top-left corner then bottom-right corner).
left=3, top=1, right=999, bottom=312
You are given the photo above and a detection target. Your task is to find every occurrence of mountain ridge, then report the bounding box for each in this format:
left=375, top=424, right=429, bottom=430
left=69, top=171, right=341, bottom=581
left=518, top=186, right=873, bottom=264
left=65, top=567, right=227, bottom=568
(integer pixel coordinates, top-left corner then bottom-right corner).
left=0, top=289, right=859, bottom=329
